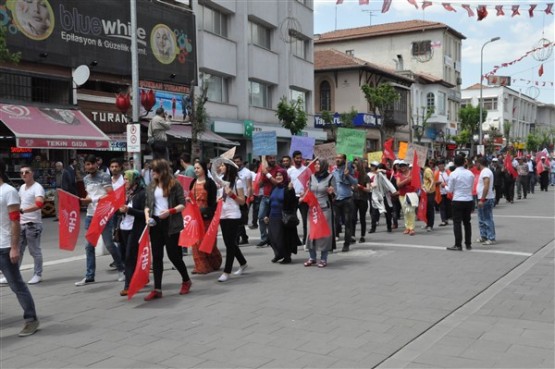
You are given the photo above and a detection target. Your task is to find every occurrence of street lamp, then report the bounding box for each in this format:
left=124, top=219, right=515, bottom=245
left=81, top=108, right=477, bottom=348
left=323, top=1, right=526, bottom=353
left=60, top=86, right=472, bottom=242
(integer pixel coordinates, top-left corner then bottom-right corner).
left=479, top=37, right=501, bottom=149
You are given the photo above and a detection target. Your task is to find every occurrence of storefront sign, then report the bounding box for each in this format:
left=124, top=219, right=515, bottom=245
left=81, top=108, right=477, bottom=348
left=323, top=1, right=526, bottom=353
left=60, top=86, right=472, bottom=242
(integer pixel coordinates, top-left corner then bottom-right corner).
left=110, top=141, right=127, bottom=152
left=10, top=147, right=33, bottom=153
left=17, top=138, right=109, bottom=149
left=3, top=0, right=197, bottom=85
left=314, top=113, right=381, bottom=128
left=90, top=111, right=128, bottom=124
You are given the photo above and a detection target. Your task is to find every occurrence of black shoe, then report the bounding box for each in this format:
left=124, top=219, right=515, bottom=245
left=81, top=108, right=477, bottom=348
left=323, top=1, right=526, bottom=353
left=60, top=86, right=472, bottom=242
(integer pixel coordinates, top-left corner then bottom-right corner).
left=466, top=245, right=472, bottom=250
left=349, top=238, right=356, bottom=243
left=109, top=262, right=117, bottom=270
left=271, top=257, right=283, bottom=263
left=239, top=238, right=249, bottom=245
left=387, top=228, right=392, bottom=233
left=446, top=246, right=462, bottom=251
left=256, top=241, right=267, bottom=247
left=368, top=229, right=376, bottom=234
left=341, top=246, right=350, bottom=252
left=248, top=224, right=258, bottom=229
left=279, top=258, right=292, bottom=264
left=359, top=237, right=365, bottom=243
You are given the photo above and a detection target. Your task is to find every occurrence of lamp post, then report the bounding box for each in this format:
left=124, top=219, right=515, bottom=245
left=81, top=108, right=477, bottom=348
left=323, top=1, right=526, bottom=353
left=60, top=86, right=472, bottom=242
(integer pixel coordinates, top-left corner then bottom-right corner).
left=479, top=37, right=501, bottom=149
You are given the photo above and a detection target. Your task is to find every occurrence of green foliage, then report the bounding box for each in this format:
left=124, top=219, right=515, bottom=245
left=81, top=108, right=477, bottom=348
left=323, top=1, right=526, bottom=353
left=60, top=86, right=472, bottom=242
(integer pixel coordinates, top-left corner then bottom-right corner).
left=525, top=132, right=541, bottom=152
left=340, top=107, right=358, bottom=129
left=503, top=120, right=512, bottom=138
left=0, top=26, right=21, bottom=63
left=191, top=86, right=208, bottom=142
left=361, top=84, right=400, bottom=116
left=453, top=129, right=472, bottom=146
left=277, top=96, right=307, bottom=135
left=320, top=110, right=334, bottom=125
left=458, top=104, right=484, bottom=133
left=414, top=106, right=434, bottom=144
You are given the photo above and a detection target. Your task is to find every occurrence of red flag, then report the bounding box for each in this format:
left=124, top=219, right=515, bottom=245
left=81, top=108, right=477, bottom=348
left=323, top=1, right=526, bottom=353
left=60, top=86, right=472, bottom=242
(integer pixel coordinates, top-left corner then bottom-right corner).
left=495, top=5, right=504, bottom=16
left=529, top=4, right=537, bottom=17
left=359, top=0, right=369, bottom=5
left=57, top=189, right=81, bottom=251
left=504, top=154, right=518, bottom=179
left=407, top=0, right=418, bottom=9
left=336, top=0, right=344, bottom=4
left=417, top=191, right=427, bottom=223
left=536, top=159, right=545, bottom=175
left=178, top=200, right=205, bottom=248
left=127, top=226, right=151, bottom=300
left=477, top=5, right=488, bottom=20
left=176, top=175, right=193, bottom=198
left=199, top=200, right=223, bottom=253
left=462, top=4, right=474, bottom=16
left=546, top=3, right=553, bottom=14
left=85, top=186, right=126, bottom=246
left=252, top=163, right=263, bottom=196
left=410, top=152, right=421, bottom=190
left=382, top=0, right=392, bottom=13
left=296, top=159, right=317, bottom=189
left=442, top=3, right=456, bottom=12
left=512, top=5, right=520, bottom=16
left=302, top=191, right=331, bottom=240
left=383, top=138, right=396, bottom=161
left=422, top=1, right=432, bottom=9
left=539, top=64, right=544, bottom=77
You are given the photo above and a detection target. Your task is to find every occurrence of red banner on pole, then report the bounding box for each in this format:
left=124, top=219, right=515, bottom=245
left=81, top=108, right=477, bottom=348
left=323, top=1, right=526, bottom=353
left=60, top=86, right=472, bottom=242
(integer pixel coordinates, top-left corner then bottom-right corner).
left=127, top=226, right=151, bottom=300
left=410, top=152, right=422, bottom=190
left=176, top=175, right=193, bottom=198
left=85, top=186, right=126, bottom=246
left=57, top=189, right=81, bottom=251
left=302, top=190, right=331, bottom=240
left=382, top=138, right=396, bottom=162
left=178, top=200, right=205, bottom=247
left=417, top=191, right=428, bottom=223
left=199, top=200, right=223, bottom=254
left=296, top=159, right=317, bottom=189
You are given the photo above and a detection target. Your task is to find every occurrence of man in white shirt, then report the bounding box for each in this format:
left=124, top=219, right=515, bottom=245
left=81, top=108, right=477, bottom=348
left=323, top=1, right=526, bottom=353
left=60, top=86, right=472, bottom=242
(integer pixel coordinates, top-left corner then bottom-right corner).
left=234, top=156, right=252, bottom=245
left=475, top=157, right=496, bottom=245
left=18, top=166, right=45, bottom=284
left=107, top=158, right=126, bottom=272
left=0, top=160, right=39, bottom=336
left=287, top=151, right=308, bottom=244
left=446, top=155, right=475, bottom=251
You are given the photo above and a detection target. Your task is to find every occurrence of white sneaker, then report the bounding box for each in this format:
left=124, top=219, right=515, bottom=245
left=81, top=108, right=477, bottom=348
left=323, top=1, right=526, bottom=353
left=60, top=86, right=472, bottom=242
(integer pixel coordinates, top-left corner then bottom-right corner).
left=233, top=264, right=248, bottom=276
left=117, top=272, right=125, bottom=282
left=27, top=275, right=42, bottom=284
left=0, top=277, right=7, bottom=284
left=218, top=273, right=229, bottom=282
left=75, top=277, right=95, bottom=286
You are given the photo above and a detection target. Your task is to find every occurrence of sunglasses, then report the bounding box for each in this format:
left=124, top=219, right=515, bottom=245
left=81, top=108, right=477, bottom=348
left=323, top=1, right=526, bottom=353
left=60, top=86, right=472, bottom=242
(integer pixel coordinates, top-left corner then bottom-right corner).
left=20, top=170, right=31, bottom=175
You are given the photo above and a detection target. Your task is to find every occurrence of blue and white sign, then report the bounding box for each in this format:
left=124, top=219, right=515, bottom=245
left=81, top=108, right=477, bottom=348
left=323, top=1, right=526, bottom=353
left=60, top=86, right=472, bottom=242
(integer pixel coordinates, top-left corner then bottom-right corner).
left=314, top=113, right=381, bottom=128
left=253, top=131, right=277, bottom=156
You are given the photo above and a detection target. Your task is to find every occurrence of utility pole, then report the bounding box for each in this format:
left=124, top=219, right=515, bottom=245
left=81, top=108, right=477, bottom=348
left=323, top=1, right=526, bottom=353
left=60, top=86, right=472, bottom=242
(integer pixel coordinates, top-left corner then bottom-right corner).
left=130, top=0, right=141, bottom=171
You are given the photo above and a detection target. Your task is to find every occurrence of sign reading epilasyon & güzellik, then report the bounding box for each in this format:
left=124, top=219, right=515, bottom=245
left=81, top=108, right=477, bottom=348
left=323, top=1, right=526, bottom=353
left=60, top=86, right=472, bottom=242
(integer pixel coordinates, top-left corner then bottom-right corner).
left=2, top=0, right=197, bottom=85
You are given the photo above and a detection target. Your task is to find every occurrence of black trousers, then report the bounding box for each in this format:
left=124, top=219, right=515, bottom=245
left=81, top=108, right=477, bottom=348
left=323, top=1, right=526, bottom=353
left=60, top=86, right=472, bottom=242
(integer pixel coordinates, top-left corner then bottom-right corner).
left=250, top=196, right=260, bottom=226
left=120, top=229, right=140, bottom=290
left=298, top=202, right=309, bottom=244
left=539, top=171, right=549, bottom=191
left=451, top=201, right=473, bottom=248
left=439, top=194, right=451, bottom=222
left=426, top=193, right=435, bottom=228
left=220, top=219, right=246, bottom=274
left=372, top=197, right=393, bottom=231
left=504, top=178, right=515, bottom=202
left=150, top=218, right=189, bottom=290
left=494, top=185, right=503, bottom=205
left=352, top=199, right=368, bottom=236
left=334, top=198, right=354, bottom=246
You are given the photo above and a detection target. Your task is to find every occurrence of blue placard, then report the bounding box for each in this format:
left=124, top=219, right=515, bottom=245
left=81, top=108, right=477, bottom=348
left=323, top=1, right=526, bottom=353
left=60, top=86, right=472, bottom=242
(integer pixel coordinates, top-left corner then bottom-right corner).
left=289, top=136, right=315, bottom=159
left=253, top=131, right=277, bottom=156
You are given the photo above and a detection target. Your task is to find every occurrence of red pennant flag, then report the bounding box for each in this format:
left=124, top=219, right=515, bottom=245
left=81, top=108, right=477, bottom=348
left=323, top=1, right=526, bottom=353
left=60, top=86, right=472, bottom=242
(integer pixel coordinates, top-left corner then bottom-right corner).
left=495, top=5, right=504, bottom=16
left=127, top=226, right=151, bottom=300
left=383, top=138, right=396, bottom=162
left=359, top=0, right=369, bottom=5
left=512, top=5, right=520, bottom=16
left=410, top=152, right=421, bottom=190
left=539, top=64, right=544, bottom=77
left=407, top=0, right=418, bottom=9
left=536, top=159, right=545, bottom=175
left=302, top=191, right=331, bottom=240
left=252, top=163, right=263, bottom=197
left=336, top=0, right=344, bottom=4
left=85, top=186, right=126, bottom=246
left=417, top=191, right=427, bottom=223
left=382, top=0, right=392, bottom=13
left=529, top=4, right=537, bottom=17
left=176, top=175, right=193, bottom=198
left=178, top=200, right=205, bottom=248
left=199, top=200, right=223, bottom=254
left=296, top=159, right=317, bottom=189
left=477, top=5, right=488, bottom=20
left=57, top=189, right=81, bottom=251
left=442, top=3, right=456, bottom=12
left=462, top=4, right=475, bottom=16
left=545, top=3, right=553, bottom=14
left=504, top=154, right=518, bottom=179
left=422, top=1, right=432, bottom=9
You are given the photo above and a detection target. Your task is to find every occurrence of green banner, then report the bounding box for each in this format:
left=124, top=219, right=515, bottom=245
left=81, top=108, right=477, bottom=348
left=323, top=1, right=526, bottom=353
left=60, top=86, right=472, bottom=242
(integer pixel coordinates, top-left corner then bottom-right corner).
left=336, top=128, right=365, bottom=161
left=243, top=120, right=254, bottom=138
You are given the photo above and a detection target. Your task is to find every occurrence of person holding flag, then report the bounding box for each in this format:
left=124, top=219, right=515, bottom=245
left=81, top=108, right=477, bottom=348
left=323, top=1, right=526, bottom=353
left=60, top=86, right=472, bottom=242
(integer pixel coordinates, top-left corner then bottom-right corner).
left=75, top=155, right=123, bottom=287
left=117, top=170, right=146, bottom=297
left=144, top=159, right=191, bottom=301
left=422, top=159, right=436, bottom=232
left=331, top=154, right=358, bottom=252
left=302, top=159, right=335, bottom=267
left=395, top=161, right=417, bottom=236
left=287, top=151, right=308, bottom=244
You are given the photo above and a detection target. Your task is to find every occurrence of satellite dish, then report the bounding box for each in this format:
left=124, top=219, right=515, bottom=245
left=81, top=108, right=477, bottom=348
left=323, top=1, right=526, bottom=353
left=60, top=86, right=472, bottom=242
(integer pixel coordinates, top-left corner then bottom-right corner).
left=72, top=65, right=90, bottom=87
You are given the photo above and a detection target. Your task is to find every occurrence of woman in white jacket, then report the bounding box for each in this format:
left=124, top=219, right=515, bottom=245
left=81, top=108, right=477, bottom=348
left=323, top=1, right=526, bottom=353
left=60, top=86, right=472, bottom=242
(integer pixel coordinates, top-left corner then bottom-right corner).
left=370, top=164, right=398, bottom=233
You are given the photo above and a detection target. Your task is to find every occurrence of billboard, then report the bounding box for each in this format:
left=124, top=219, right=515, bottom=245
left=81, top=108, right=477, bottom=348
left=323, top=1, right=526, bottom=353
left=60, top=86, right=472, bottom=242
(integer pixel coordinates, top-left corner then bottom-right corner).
left=2, top=0, right=197, bottom=85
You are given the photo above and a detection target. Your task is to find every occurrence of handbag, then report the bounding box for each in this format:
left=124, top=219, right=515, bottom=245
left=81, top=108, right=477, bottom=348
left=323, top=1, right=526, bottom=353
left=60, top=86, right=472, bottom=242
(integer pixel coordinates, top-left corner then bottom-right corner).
left=281, top=210, right=299, bottom=228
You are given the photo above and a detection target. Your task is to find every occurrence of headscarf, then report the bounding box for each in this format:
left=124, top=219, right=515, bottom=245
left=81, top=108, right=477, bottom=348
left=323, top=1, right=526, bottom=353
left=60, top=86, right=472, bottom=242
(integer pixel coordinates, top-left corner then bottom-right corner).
left=315, top=159, right=329, bottom=181
left=274, top=167, right=290, bottom=188
left=124, top=169, right=146, bottom=196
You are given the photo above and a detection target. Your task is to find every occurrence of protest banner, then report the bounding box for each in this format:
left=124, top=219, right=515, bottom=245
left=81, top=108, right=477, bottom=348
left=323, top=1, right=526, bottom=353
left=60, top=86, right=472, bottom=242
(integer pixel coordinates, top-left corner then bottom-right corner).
left=336, top=128, right=365, bottom=160
left=314, top=142, right=336, bottom=163
left=367, top=151, right=382, bottom=163
left=398, top=141, right=408, bottom=159
left=252, top=131, right=277, bottom=156
left=404, top=143, right=427, bottom=168
left=289, top=136, right=315, bottom=159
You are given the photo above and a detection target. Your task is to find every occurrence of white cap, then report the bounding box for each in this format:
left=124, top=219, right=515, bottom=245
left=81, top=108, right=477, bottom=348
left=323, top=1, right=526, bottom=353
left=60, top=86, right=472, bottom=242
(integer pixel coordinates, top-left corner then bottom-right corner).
left=393, top=159, right=400, bottom=165
left=492, top=158, right=499, bottom=162
left=447, top=162, right=454, bottom=167
left=397, top=160, right=408, bottom=166
left=370, top=161, right=380, bottom=167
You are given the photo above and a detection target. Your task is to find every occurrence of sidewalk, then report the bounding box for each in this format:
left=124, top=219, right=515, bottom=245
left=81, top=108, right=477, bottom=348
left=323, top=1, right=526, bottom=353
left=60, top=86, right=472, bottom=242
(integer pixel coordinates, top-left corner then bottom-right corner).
left=1, top=190, right=553, bottom=368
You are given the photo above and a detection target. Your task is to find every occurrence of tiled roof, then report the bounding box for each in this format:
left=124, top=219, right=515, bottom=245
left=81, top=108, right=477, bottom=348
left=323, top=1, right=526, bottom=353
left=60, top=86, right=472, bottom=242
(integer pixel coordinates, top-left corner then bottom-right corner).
left=315, top=20, right=466, bottom=43
left=314, top=49, right=413, bottom=83
left=465, top=83, right=485, bottom=90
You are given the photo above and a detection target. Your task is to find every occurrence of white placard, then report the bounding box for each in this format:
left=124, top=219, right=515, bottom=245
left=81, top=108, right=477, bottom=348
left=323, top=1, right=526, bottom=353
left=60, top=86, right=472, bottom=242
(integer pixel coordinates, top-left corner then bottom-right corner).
left=127, top=124, right=141, bottom=153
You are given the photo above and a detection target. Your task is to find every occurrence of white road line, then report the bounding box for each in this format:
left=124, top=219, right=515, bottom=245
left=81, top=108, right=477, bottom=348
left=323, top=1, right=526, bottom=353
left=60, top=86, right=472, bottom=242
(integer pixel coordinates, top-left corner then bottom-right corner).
left=362, top=242, right=533, bottom=257
left=20, top=255, right=86, bottom=271
left=495, top=215, right=555, bottom=219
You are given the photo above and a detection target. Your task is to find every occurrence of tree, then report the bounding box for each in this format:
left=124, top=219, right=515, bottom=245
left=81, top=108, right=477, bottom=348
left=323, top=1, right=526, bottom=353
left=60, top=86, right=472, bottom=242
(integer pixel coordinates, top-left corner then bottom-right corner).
left=340, top=107, right=358, bottom=129
left=189, top=81, right=209, bottom=158
left=361, top=83, right=400, bottom=146
left=0, top=26, right=21, bottom=63
left=458, top=104, right=485, bottom=154
left=277, top=96, right=307, bottom=135
left=320, top=110, right=336, bottom=140
left=526, top=132, right=541, bottom=152
left=412, top=106, right=434, bottom=145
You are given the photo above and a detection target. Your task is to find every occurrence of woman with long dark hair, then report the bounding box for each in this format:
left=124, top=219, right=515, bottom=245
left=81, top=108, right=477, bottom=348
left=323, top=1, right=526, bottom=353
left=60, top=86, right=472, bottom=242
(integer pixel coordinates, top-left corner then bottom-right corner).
left=266, top=168, right=300, bottom=264
left=217, top=163, right=248, bottom=282
left=188, top=161, right=222, bottom=274
left=144, top=159, right=190, bottom=300
left=352, top=158, right=371, bottom=242
left=118, top=170, right=146, bottom=296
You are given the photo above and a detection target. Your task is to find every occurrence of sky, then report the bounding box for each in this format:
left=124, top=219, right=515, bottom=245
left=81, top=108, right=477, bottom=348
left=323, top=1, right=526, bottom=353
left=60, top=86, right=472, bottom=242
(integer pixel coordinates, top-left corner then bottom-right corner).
left=313, top=0, right=555, bottom=105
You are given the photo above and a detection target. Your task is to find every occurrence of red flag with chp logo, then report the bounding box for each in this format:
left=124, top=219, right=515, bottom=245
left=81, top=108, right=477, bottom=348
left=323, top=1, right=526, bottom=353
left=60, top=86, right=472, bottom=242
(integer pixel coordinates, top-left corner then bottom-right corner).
left=127, top=226, right=151, bottom=300
left=57, top=189, right=81, bottom=251
left=85, top=186, right=126, bottom=246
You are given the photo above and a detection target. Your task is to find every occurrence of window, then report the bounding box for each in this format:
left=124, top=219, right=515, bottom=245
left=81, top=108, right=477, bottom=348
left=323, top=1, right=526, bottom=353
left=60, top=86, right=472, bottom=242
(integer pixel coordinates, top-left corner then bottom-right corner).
left=319, top=81, right=331, bottom=112
left=482, top=98, right=498, bottom=110
left=0, top=70, right=71, bottom=105
left=203, top=73, right=227, bottom=103
left=202, top=5, right=227, bottom=37
left=437, top=91, right=446, bottom=115
left=250, top=22, right=271, bottom=49
left=426, top=92, right=435, bottom=113
left=346, top=49, right=354, bottom=56
left=412, top=40, right=431, bottom=56
left=291, top=36, right=307, bottom=59
left=291, top=89, right=306, bottom=111
left=249, top=80, right=271, bottom=108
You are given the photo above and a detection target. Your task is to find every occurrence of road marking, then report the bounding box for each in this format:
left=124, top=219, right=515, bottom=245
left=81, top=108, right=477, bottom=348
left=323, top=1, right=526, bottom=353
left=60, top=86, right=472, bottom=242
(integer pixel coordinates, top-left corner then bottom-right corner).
left=495, top=215, right=554, bottom=219
left=20, top=255, right=86, bottom=271
left=361, top=242, right=532, bottom=257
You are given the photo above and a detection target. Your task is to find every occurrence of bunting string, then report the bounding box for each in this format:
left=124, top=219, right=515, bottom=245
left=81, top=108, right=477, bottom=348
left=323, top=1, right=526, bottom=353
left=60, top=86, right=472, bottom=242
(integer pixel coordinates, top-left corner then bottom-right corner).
left=484, top=42, right=553, bottom=78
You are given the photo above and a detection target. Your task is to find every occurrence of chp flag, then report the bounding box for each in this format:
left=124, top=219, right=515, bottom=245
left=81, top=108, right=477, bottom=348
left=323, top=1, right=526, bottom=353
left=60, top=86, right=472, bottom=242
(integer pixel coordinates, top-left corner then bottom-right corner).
left=57, top=189, right=81, bottom=251
left=127, top=226, right=151, bottom=300
left=85, top=186, right=126, bottom=246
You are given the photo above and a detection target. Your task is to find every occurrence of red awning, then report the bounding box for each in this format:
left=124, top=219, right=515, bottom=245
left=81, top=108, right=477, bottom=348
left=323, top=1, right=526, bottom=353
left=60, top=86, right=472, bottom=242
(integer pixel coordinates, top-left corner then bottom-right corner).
left=0, top=103, right=110, bottom=149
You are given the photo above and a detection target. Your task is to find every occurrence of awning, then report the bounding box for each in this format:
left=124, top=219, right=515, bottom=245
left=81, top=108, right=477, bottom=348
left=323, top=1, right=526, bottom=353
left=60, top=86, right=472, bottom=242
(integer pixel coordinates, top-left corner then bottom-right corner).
left=142, top=122, right=239, bottom=146
left=0, top=103, right=111, bottom=149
